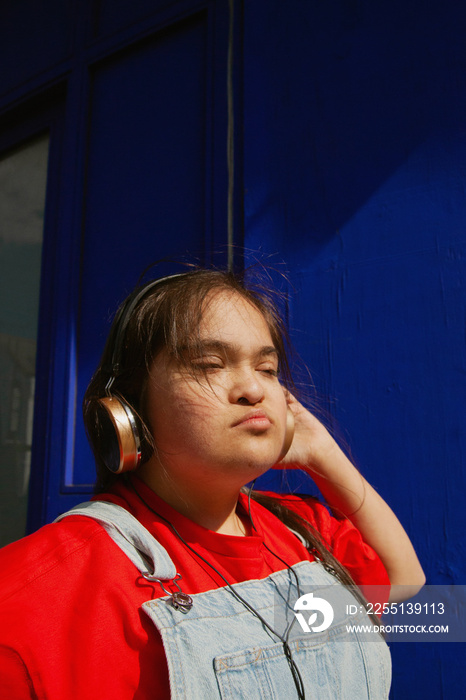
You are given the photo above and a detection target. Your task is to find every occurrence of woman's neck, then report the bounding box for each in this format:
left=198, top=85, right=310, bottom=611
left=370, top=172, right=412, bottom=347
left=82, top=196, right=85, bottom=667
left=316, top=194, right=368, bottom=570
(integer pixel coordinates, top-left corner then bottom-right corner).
left=137, top=463, right=251, bottom=536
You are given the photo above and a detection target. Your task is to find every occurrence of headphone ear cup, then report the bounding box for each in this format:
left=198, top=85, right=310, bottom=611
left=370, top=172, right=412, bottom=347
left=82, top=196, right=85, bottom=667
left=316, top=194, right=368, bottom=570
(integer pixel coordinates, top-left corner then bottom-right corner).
left=96, top=396, right=142, bottom=474
left=279, top=407, right=295, bottom=460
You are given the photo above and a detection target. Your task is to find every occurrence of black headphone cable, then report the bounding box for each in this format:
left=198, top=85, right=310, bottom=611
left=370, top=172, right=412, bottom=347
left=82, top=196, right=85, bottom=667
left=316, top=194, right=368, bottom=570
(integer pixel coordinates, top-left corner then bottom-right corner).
left=129, top=479, right=306, bottom=700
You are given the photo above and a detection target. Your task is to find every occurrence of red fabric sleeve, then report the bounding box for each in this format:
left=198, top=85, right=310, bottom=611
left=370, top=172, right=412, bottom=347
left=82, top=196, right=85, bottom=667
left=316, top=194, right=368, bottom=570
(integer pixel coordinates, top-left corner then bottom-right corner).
left=0, top=646, right=35, bottom=699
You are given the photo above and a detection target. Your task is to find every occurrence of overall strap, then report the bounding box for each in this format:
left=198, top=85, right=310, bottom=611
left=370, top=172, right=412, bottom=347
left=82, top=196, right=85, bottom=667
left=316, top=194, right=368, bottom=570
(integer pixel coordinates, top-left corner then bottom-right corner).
left=54, top=500, right=177, bottom=580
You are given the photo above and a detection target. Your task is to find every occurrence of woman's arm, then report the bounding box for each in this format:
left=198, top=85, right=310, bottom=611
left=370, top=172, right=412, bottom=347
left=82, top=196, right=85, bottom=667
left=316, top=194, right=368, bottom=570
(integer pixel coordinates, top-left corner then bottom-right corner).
left=281, top=394, right=425, bottom=602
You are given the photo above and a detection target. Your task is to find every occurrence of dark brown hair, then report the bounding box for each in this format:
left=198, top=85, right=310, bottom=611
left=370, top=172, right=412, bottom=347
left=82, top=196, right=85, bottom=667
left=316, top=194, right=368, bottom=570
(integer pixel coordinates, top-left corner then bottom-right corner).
left=83, top=268, right=293, bottom=492
left=83, top=267, right=378, bottom=610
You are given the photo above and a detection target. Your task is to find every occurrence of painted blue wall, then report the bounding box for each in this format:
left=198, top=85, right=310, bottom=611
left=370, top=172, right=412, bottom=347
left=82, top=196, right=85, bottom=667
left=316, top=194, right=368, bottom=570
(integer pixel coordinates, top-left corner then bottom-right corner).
left=1, top=0, right=465, bottom=697
left=243, top=1, right=466, bottom=697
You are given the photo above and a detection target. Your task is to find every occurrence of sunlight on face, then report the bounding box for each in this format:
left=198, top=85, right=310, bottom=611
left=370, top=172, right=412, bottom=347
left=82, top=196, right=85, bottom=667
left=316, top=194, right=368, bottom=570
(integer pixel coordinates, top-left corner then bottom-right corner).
left=143, top=290, right=288, bottom=489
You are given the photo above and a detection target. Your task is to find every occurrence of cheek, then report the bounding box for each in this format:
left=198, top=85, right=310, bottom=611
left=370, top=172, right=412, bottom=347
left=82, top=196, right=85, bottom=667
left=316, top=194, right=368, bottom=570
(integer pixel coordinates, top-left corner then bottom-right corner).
left=148, top=382, right=222, bottom=446
left=174, top=382, right=222, bottom=421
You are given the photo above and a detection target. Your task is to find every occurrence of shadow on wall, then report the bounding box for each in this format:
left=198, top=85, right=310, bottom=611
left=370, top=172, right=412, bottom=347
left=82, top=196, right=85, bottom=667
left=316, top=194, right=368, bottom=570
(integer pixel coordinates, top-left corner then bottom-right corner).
left=244, top=0, right=466, bottom=254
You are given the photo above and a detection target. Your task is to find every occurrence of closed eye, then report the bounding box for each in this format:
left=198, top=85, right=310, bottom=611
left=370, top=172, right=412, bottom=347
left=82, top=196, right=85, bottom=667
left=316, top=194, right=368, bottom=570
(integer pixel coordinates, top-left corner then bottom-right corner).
left=190, top=357, right=224, bottom=372
left=258, top=367, right=279, bottom=377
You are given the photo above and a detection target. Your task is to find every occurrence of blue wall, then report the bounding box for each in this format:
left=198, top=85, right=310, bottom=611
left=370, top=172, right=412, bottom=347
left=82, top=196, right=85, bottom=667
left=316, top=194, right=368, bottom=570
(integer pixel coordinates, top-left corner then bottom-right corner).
left=1, top=0, right=465, bottom=697
left=244, top=1, right=466, bottom=697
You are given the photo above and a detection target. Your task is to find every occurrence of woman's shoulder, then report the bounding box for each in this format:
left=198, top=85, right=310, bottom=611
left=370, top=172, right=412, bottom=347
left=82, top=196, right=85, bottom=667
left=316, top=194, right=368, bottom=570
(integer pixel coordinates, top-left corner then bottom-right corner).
left=252, top=490, right=335, bottom=531
left=251, top=490, right=390, bottom=592
left=0, top=513, right=119, bottom=605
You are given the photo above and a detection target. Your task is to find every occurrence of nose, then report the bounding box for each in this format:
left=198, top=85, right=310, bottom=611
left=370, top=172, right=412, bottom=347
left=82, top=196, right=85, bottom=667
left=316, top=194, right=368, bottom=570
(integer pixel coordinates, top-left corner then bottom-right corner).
left=229, top=368, right=265, bottom=406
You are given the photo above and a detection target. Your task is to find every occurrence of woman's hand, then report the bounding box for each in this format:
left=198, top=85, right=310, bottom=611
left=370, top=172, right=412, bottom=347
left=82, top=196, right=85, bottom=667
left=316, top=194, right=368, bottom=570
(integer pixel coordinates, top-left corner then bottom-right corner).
left=275, top=390, right=425, bottom=602
left=277, top=391, right=339, bottom=470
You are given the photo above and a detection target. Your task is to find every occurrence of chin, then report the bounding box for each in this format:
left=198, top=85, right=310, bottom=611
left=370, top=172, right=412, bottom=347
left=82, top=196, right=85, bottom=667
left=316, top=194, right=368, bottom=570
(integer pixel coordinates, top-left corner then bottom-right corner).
left=226, top=452, right=277, bottom=480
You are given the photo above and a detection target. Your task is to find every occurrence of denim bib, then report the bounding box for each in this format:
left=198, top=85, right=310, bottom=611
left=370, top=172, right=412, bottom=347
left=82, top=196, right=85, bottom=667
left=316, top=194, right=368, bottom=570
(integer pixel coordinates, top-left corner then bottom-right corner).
left=56, top=501, right=391, bottom=699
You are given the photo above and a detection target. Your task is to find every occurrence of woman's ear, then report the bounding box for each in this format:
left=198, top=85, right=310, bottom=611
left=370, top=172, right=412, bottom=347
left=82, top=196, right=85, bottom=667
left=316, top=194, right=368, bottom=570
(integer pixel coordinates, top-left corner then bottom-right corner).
left=279, top=407, right=295, bottom=460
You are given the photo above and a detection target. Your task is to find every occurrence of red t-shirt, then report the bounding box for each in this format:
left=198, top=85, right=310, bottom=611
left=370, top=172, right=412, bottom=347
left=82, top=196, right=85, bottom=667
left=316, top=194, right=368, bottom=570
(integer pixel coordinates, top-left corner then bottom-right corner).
left=0, top=477, right=389, bottom=699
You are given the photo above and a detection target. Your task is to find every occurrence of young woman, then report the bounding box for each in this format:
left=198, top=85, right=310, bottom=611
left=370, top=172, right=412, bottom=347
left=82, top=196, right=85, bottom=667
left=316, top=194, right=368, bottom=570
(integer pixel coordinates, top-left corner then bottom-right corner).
left=0, top=268, right=424, bottom=699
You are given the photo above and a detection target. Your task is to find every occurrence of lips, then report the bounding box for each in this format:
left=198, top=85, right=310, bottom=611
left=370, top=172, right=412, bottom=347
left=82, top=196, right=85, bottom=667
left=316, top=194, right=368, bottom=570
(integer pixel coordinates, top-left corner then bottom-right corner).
left=233, top=410, right=272, bottom=429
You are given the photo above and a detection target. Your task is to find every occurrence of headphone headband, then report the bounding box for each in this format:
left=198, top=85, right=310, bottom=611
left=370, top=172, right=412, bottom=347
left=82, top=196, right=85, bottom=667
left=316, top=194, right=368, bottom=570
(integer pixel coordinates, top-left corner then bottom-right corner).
left=106, top=272, right=189, bottom=379
left=95, top=272, right=189, bottom=474
left=91, top=269, right=294, bottom=475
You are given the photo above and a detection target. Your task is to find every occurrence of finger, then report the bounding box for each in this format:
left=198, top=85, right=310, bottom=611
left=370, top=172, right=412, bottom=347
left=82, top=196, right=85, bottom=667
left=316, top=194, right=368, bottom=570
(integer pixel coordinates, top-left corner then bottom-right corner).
left=281, top=387, right=296, bottom=405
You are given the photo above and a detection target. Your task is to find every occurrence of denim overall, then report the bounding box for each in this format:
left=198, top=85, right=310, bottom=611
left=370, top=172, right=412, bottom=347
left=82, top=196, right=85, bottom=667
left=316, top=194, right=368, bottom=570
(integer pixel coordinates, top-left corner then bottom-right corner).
left=56, top=501, right=391, bottom=699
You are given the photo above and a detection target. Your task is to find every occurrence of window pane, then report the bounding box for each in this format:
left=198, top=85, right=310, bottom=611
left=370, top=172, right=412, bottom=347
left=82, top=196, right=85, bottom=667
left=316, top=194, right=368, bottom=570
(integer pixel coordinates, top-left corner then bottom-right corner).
left=0, top=134, right=49, bottom=547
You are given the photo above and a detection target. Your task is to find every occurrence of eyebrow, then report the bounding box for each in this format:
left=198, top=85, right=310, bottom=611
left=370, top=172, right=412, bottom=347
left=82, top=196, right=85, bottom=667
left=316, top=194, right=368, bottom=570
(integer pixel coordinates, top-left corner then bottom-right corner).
left=181, top=339, right=279, bottom=359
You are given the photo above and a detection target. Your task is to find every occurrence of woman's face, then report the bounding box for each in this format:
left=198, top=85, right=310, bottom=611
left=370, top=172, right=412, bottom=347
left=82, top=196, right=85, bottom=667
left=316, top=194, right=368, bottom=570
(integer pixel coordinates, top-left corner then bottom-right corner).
left=144, top=290, right=288, bottom=489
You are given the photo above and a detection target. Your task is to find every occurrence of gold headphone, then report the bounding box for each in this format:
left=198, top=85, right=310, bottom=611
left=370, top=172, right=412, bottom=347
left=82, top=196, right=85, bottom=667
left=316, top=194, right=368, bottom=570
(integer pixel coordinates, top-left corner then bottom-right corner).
left=95, top=275, right=187, bottom=474
left=280, top=408, right=295, bottom=461
left=95, top=274, right=295, bottom=474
